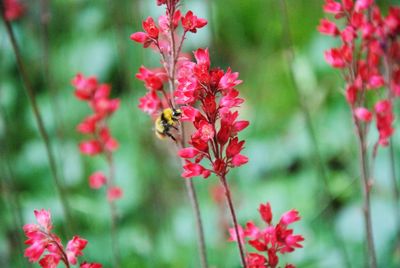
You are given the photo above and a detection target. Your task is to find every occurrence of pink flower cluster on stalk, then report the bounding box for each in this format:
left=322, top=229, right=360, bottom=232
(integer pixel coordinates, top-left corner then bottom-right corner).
left=130, top=0, right=207, bottom=118
left=229, top=203, right=304, bottom=268
left=23, top=209, right=101, bottom=268
left=176, top=48, right=249, bottom=178
left=3, top=0, right=25, bottom=21
left=72, top=74, right=123, bottom=202
left=318, top=0, right=400, bottom=146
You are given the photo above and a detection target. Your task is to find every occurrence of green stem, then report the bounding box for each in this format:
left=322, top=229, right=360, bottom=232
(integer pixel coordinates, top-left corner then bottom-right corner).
left=105, top=153, right=121, bottom=268
left=0, top=2, right=73, bottom=236
left=278, top=0, right=351, bottom=266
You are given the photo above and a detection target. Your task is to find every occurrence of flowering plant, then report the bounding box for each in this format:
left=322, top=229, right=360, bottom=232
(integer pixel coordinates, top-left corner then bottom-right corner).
left=23, top=209, right=101, bottom=268
left=72, top=74, right=122, bottom=201
left=229, top=203, right=304, bottom=268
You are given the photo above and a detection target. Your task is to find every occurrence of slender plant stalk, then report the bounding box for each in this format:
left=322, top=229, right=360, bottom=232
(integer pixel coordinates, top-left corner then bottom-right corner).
left=39, top=0, right=66, bottom=141
left=0, top=1, right=73, bottom=236
left=0, top=106, right=32, bottom=267
left=162, top=3, right=209, bottom=266
left=218, top=174, right=247, bottom=268
left=0, top=162, right=26, bottom=267
left=183, top=168, right=209, bottom=268
left=105, top=153, right=121, bottom=268
left=389, top=142, right=400, bottom=240
left=278, top=1, right=352, bottom=266
left=355, top=121, right=377, bottom=268
left=178, top=125, right=209, bottom=268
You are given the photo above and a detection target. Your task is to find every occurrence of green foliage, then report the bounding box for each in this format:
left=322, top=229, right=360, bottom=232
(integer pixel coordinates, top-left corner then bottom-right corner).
left=1, top=0, right=399, bottom=267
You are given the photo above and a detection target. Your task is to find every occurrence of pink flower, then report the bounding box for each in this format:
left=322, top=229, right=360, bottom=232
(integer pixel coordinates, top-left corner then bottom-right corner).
left=72, top=74, right=98, bottom=101
left=182, top=161, right=211, bottom=179
left=79, top=140, right=103, bottom=155
left=179, top=147, right=200, bottom=158
left=228, top=224, right=245, bottom=243
left=280, top=209, right=301, bottom=225
left=218, top=68, right=243, bottom=90
left=23, top=210, right=101, bottom=267
left=231, top=154, right=248, bottom=167
left=34, top=209, right=52, bottom=233
left=77, top=115, right=101, bottom=134
left=323, top=0, right=343, bottom=15
left=355, top=0, right=373, bottom=12
left=142, top=17, right=159, bottom=39
left=38, top=254, right=61, bottom=268
left=229, top=203, right=304, bottom=268
left=107, top=187, right=123, bottom=202
left=66, top=236, right=88, bottom=265
left=259, top=202, right=273, bottom=224
left=181, top=11, right=207, bottom=33
left=194, top=48, right=210, bottom=68
left=317, top=19, right=340, bottom=36
left=367, top=74, right=385, bottom=89
left=130, top=32, right=152, bottom=48
left=324, top=48, right=346, bottom=68
left=89, top=172, right=107, bottom=189
left=4, top=0, right=25, bottom=21
left=138, top=91, right=161, bottom=116
left=354, top=107, right=373, bottom=122
left=246, top=253, right=267, bottom=268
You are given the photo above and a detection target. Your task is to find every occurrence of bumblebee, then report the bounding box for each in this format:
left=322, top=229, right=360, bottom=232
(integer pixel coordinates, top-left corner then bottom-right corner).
left=155, top=108, right=182, bottom=141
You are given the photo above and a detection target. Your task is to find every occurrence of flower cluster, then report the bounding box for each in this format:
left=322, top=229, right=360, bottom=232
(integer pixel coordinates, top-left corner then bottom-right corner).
left=3, top=0, right=25, bottom=21
left=72, top=74, right=122, bottom=201
left=130, top=0, right=207, bottom=119
left=23, top=209, right=101, bottom=268
left=318, top=0, right=400, bottom=146
left=177, top=48, right=249, bottom=179
left=229, top=203, right=304, bottom=268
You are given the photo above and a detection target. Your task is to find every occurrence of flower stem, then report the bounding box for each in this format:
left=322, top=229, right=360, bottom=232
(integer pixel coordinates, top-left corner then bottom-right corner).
left=106, top=153, right=121, bottom=268
left=278, top=1, right=351, bottom=266
left=219, top=174, right=247, bottom=268
left=389, top=141, right=400, bottom=243
left=355, top=123, right=377, bottom=268
left=0, top=1, right=73, bottom=237
left=178, top=126, right=209, bottom=268
left=184, top=177, right=209, bottom=268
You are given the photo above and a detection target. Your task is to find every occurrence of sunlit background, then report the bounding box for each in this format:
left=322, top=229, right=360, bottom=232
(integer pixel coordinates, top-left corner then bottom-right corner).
left=1, top=0, right=399, bottom=267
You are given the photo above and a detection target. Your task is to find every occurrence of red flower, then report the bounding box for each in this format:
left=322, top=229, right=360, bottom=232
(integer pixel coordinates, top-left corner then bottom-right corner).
left=89, top=172, right=107, bottom=189
left=38, top=254, right=61, bottom=268
left=79, top=140, right=103, bottom=155
left=354, top=107, right=373, bottom=122
left=138, top=91, right=161, bottom=116
left=323, top=0, right=343, bottom=15
left=73, top=74, right=121, bottom=198
left=181, top=11, right=207, bottom=33
left=317, top=19, right=340, bottom=36
left=143, top=17, right=159, bottom=38
left=23, top=210, right=101, bottom=267
left=107, top=187, right=123, bottom=202
left=280, top=209, right=301, bottom=225
left=4, top=0, right=25, bottom=21
left=66, top=236, right=88, bottom=265
left=259, top=203, right=273, bottom=225
left=182, top=161, right=211, bottom=179
left=229, top=203, right=303, bottom=268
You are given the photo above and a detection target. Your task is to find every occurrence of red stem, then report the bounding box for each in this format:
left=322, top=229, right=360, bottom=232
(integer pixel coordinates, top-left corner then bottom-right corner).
left=219, top=174, right=247, bottom=267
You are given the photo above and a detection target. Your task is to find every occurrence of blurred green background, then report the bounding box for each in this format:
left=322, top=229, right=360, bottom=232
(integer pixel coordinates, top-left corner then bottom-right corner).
left=1, top=0, right=400, bottom=267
